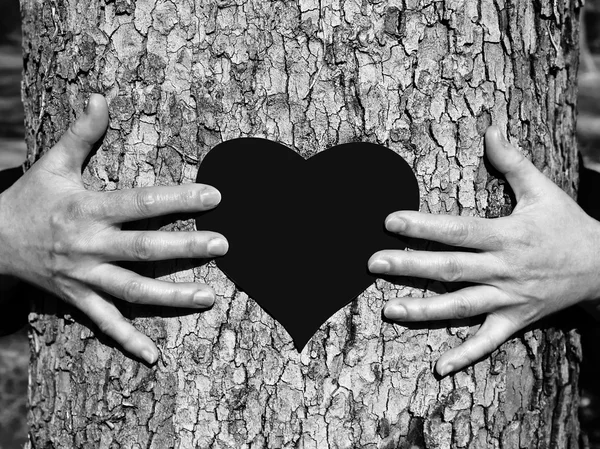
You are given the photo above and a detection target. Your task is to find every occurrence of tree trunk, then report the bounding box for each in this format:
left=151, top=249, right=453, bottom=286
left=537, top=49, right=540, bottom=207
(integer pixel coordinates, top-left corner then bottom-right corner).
left=21, top=0, right=582, bottom=447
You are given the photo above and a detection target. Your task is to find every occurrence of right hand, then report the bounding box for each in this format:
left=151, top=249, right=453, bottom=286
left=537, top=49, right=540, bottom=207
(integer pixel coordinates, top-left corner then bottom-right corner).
left=369, top=126, right=600, bottom=376
left=0, top=94, right=228, bottom=364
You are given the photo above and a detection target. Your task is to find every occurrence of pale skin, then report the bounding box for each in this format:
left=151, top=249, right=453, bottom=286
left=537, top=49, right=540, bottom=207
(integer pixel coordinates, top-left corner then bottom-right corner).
left=368, top=126, right=600, bottom=376
left=2, top=94, right=600, bottom=375
left=0, top=94, right=229, bottom=364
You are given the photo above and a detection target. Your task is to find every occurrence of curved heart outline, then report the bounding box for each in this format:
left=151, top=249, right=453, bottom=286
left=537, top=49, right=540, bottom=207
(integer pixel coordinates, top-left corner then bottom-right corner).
left=195, top=138, right=419, bottom=351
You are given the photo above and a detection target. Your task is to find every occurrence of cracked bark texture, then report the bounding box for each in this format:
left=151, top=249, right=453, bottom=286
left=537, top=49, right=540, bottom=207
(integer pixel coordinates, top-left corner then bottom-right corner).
left=22, top=0, right=582, bottom=447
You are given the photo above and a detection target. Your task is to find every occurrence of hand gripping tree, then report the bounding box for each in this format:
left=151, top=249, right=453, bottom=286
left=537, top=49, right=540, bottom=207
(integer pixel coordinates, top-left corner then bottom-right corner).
left=21, top=0, right=582, bottom=447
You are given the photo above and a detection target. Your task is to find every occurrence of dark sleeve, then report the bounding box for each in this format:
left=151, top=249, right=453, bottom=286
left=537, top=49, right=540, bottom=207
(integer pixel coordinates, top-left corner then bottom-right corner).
left=578, top=166, right=600, bottom=222
left=0, top=166, right=22, bottom=192
left=0, top=167, right=28, bottom=336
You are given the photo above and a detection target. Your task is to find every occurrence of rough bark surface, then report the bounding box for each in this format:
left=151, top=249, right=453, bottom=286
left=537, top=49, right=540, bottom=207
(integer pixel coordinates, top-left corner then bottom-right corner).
left=22, top=0, right=582, bottom=448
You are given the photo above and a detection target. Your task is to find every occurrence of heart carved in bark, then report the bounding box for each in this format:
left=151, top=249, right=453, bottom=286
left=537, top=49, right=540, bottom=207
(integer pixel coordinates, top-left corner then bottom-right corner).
left=195, top=138, right=419, bottom=351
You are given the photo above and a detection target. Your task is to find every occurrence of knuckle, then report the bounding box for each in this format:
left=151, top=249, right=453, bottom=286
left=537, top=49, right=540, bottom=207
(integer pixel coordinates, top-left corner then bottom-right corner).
left=482, top=232, right=503, bottom=250
left=97, top=317, right=116, bottom=336
left=446, top=220, right=471, bottom=246
left=452, top=295, right=472, bottom=319
left=87, top=195, right=108, bottom=218
left=512, top=228, right=530, bottom=247
left=49, top=215, right=70, bottom=253
left=61, top=193, right=104, bottom=221
left=492, top=255, right=514, bottom=281
left=64, top=197, right=92, bottom=220
left=439, top=255, right=463, bottom=283
left=131, top=234, right=155, bottom=261
left=133, top=191, right=157, bottom=216
left=123, top=280, right=145, bottom=303
left=510, top=219, right=540, bottom=248
left=439, top=256, right=462, bottom=282
left=414, top=300, right=432, bottom=320
left=49, top=212, right=77, bottom=259
left=50, top=238, right=71, bottom=257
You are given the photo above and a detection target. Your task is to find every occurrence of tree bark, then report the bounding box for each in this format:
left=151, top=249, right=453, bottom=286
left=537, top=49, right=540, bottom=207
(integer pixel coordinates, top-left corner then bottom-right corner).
left=22, top=0, right=582, bottom=447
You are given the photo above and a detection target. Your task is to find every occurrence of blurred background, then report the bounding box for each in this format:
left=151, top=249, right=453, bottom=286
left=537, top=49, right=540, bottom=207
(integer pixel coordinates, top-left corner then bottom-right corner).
left=0, top=1, right=600, bottom=448
left=0, top=0, right=25, bottom=174
left=0, top=1, right=28, bottom=448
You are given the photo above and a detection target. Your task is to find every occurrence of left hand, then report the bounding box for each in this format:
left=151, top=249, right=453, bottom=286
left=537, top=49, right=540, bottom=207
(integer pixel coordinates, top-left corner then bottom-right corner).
left=0, top=94, right=228, bottom=364
left=368, top=126, right=600, bottom=376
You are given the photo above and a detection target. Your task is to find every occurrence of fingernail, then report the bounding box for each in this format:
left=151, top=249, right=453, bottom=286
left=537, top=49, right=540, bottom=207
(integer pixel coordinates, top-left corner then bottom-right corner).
left=384, top=304, right=407, bottom=320
left=141, top=348, right=157, bottom=364
left=207, top=238, right=228, bottom=256
left=193, top=290, right=214, bottom=306
left=200, top=188, right=221, bottom=208
left=369, top=259, right=390, bottom=273
left=438, top=363, right=453, bottom=377
left=497, top=128, right=509, bottom=145
left=386, top=216, right=407, bottom=233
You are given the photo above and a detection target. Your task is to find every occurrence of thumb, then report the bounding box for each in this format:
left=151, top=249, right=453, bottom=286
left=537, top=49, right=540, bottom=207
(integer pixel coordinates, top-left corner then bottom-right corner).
left=485, top=126, right=549, bottom=202
left=46, top=93, right=109, bottom=175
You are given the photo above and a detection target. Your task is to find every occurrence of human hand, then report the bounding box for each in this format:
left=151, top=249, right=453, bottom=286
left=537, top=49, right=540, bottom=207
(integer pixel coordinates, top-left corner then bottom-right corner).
left=0, top=94, right=228, bottom=364
left=368, top=126, right=600, bottom=376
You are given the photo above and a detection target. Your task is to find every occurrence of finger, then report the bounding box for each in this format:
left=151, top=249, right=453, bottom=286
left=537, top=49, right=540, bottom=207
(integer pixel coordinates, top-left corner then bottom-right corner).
left=46, top=94, right=109, bottom=175
left=100, top=184, right=221, bottom=222
left=485, top=126, right=550, bottom=202
left=95, top=230, right=228, bottom=261
left=368, top=250, right=501, bottom=283
left=76, top=290, right=158, bottom=364
left=435, top=313, right=518, bottom=376
left=384, top=210, right=504, bottom=250
left=383, top=285, right=508, bottom=322
left=88, top=263, right=216, bottom=308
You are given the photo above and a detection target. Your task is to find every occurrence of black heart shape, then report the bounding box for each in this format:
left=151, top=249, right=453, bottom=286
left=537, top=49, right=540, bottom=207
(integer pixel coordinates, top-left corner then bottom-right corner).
left=195, top=139, right=419, bottom=351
